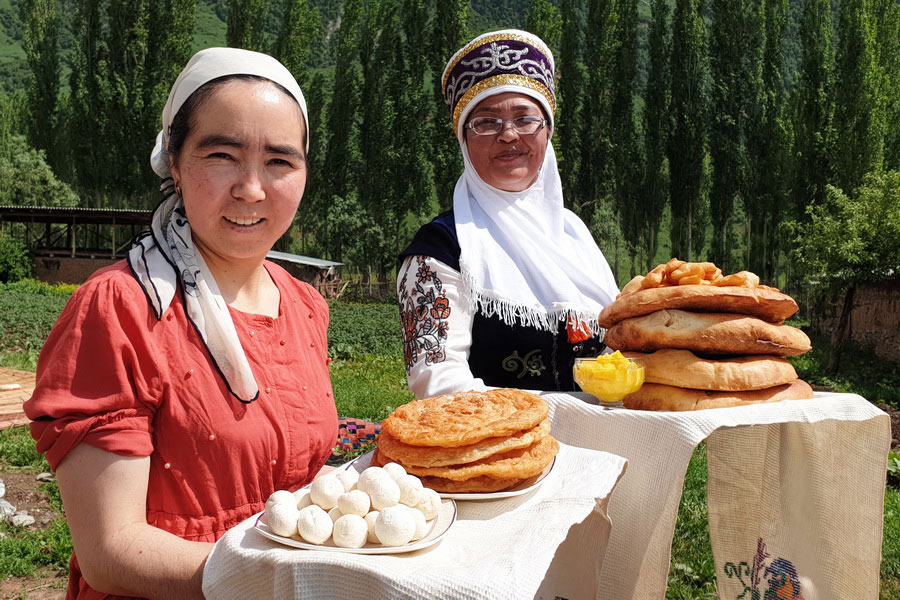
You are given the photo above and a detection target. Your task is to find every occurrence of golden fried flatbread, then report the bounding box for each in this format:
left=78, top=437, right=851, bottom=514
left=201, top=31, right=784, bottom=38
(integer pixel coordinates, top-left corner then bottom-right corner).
left=623, top=379, right=814, bottom=411
left=598, top=285, right=799, bottom=328
left=416, top=474, right=526, bottom=493
left=622, top=350, right=798, bottom=391
left=381, top=388, right=549, bottom=447
left=377, top=419, right=551, bottom=468
left=398, top=436, right=559, bottom=482
left=604, top=310, right=811, bottom=356
left=370, top=448, right=527, bottom=493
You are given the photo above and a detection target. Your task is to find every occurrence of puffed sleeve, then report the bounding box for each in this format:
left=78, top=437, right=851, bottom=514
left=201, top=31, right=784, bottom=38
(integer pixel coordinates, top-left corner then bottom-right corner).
left=24, top=268, right=164, bottom=470
left=397, top=255, right=489, bottom=399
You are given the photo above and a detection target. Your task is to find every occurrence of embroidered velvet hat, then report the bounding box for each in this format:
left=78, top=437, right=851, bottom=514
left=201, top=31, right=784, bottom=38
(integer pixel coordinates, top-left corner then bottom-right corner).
left=442, top=29, right=556, bottom=140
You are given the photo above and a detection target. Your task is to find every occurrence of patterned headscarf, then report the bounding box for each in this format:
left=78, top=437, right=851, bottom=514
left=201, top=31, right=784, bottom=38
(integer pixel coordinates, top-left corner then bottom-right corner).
left=442, top=29, right=555, bottom=140
left=129, top=48, right=308, bottom=403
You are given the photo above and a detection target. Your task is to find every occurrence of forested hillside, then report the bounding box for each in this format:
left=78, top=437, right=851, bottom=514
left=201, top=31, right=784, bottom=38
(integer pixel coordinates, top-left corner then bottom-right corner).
left=1, top=0, right=898, bottom=315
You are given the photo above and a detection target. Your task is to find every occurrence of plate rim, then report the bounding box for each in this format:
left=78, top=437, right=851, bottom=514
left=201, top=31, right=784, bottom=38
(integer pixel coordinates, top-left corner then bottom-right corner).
left=253, top=498, right=457, bottom=555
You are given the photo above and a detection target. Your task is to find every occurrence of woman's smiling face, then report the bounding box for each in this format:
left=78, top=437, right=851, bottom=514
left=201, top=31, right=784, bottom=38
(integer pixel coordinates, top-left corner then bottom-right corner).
left=464, top=92, right=550, bottom=192
left=169, top=78, right=307, bottom=268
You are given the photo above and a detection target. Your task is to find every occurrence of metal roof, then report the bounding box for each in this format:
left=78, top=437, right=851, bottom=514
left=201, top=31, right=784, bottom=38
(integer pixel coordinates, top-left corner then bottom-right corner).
left=266, top=250, right=343, bottom=268
left=0, top=205, right=152, bottom=225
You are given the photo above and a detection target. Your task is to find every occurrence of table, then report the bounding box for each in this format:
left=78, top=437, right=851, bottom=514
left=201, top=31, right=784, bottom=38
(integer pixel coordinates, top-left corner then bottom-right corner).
left=542, top=391, right=890, bottom=600
left=202, top=442, right=628, bottom=600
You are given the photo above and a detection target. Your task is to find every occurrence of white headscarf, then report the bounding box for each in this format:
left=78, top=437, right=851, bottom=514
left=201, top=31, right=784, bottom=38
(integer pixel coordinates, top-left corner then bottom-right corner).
left=128, top=47, right=308, bottom=403
left=447, top=32, right=620, bottom=335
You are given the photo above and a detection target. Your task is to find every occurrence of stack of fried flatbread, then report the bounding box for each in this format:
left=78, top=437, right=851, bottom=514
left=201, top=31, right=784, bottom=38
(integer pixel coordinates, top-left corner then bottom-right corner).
left=599, top=259, right=814, bottom=411
left=373, top=388, right=558, bottom=493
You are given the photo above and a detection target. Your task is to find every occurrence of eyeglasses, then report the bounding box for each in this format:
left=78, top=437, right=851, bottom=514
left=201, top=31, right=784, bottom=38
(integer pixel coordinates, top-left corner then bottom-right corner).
left=465, top=116, right=547, bottom=136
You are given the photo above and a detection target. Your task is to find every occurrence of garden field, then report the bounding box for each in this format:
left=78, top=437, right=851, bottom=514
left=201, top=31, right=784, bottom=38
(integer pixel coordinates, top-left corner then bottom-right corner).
left=0, top=280, right=898, bottom=599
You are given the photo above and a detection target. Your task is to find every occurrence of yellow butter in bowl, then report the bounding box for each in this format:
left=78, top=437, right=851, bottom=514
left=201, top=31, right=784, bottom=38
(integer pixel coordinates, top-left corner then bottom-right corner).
left=573, top=351, right=644, bottom=405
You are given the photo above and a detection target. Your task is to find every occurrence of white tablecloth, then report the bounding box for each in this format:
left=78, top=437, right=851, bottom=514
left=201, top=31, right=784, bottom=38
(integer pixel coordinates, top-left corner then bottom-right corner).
left=203, top=442, right=627, bottom=600
left=542, top=392, right=890, bottom=600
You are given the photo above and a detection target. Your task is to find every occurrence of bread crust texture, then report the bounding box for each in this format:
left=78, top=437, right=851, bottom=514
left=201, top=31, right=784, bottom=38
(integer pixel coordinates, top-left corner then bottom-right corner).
left=622, top=379, right=814, bottom=411
left=381, top=388, right=548, bottom=447
left=604, top=310, right=811, bottom=356
left=622, top=349, right=798, bottom=391
left=598, top=284, right=798, bottom=328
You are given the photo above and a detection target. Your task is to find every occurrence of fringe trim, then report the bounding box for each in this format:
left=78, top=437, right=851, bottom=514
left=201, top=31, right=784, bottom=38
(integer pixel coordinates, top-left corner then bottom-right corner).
left=458, top=260, right=606, bottom=339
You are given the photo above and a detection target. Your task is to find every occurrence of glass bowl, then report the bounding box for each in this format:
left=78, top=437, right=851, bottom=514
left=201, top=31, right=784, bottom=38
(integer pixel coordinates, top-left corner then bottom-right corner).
left=573, top=354, right=645, bottom=405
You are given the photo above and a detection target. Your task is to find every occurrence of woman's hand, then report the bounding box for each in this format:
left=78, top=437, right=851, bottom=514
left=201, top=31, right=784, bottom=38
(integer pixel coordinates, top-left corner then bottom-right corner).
left=56, top=444, right=213, bottom=600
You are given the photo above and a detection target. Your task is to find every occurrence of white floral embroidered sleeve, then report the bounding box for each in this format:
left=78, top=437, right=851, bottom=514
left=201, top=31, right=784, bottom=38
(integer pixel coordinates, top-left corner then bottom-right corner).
left=397, top=255, right=488, bottom=399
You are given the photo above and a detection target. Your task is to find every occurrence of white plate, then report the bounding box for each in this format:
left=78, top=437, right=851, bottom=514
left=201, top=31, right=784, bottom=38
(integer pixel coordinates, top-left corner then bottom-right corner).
left=254, top=499, right=457, bottom=554
left=436, top=456, right=556, bottom=500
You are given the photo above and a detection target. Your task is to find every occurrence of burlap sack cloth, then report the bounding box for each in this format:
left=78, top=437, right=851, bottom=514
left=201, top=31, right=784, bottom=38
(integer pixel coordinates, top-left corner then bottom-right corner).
left=542, top=391, right=890, bottom=600
left=202, top=442, right=627, bottom=600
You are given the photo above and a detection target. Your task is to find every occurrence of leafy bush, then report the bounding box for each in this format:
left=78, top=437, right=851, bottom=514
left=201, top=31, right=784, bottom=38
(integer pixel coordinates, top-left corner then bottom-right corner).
left=0, top=230, right=31, bottom=282
left=0, top=280, right=72, bottom=357
left=889, top=450, right=900, bottom=488
left=0, top=135, right=79, bottom=207
left=327, top=301, right=402, bottom=360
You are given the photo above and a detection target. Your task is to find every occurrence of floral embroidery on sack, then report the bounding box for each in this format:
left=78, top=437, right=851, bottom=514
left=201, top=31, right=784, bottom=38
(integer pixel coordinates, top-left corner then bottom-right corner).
left=501, top=349, right=546, bottom=379
left=399, top=257, right=452, bottom=373
left=723, top=538, right=805, bottom=600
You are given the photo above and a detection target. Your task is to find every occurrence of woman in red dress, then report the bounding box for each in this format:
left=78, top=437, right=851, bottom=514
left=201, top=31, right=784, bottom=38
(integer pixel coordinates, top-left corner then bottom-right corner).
left=24, top=48, right=337, bottom=599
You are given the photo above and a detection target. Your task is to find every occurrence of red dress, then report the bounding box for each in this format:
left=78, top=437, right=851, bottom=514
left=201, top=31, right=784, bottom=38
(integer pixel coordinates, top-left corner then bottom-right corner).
left=24, top=261, right=338, bottom=600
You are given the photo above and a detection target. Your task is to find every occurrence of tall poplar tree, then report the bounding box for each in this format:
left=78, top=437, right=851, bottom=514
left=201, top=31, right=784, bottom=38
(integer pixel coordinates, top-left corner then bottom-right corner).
left=104, top=0, right=152, bottom=201
left=320, top=0, right=364, bottom=263
left=831, top=0, right=883, bottom=193
left=526, top=0, right=562, bottom=59
left=579, top=0, right=617, bottom=215
left=874, top=0, right=900, bottom=170
left=609, top=0, right=642, bottom=275
left=791, top=0, right=833, bottom=210
left=668, top=0, right=707, bottom=261
left=558, top=0, right=586, bottom=210
left=708, top=0, right=752, bottom=270
left=429, top=0, right=468, bottom=209
left=68, top=0, right=105, bottom=199
left=273, top=0, right=321, bottom=88
left=641, top=0, right=670, bottom=271
left=20, top=0, right=61, bottom=167
left=227, top=0, right=267, bottom=52
left=745, top=0, right=790, bottom=280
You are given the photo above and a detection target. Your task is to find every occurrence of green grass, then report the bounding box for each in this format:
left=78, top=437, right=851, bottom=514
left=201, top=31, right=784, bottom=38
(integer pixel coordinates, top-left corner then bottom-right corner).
left=667, top=445, right=718, bottom=599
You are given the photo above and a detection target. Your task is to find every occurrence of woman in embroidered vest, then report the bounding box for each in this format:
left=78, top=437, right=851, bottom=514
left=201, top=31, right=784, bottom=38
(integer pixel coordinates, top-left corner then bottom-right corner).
left=24, top=48, right=338, bottom=599
left=398, top=30, right=620, bottom=399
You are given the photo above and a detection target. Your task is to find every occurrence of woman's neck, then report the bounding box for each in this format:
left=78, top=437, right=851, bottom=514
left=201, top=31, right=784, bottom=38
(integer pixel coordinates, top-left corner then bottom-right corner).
left=199, top=251, right=280, bottom=318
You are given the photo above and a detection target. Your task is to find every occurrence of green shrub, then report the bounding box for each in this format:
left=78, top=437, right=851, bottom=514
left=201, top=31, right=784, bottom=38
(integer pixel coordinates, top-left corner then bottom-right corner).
left=0, top=230, right=31, bottom=282
left=327, top=301, right=402, bottom=360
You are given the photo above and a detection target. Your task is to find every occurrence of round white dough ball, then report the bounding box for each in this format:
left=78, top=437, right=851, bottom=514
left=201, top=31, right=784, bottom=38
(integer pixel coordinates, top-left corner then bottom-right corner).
left=328, top=506, right=343, bottom=523
left=297, top=505, right=332, bottom=544
left=265, top=489, right=297, bottom=512
left=415, top=488, right=442, bottom=521
left=364, top=511, right=380, bottom=544
left=375, top=505, right=416, bottom=546
left=266, top=503, right=300, bottom=537
left=356, top=467, right=390, bottom=494
left=335, top=469, right=359, bottom=492
left=332, top=514, right=368, bottom=548
left=309, top=475, right=344, bottom=510
left=382, top=462, right=407, bottom=481
left=368, top=476, right=401, bottom=510
left=408, top=506, right=428, bottom=541
left=397, top=474, right=424, bottom=507
left=294, top=488, right=313, bottom=510
left=337, top=489, right=371, bottom=516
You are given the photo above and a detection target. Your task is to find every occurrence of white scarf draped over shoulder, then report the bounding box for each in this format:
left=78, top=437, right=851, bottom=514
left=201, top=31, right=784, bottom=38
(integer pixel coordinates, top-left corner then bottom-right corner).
left=127, top=47, right=309, bottom=403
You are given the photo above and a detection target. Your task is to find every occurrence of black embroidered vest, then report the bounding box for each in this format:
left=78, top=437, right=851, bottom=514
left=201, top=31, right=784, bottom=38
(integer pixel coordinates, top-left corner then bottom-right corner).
left=399, top=210, right=604, bottom=392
